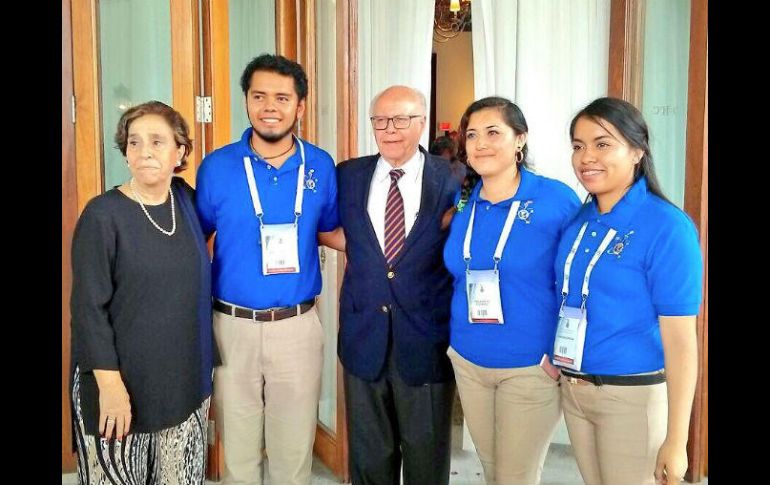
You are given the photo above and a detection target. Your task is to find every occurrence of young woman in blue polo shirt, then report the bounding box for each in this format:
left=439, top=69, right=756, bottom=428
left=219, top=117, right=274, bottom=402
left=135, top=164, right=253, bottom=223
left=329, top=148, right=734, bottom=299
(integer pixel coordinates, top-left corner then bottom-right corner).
left=443, top=97, right=580, bottom=485
left=553, top=97, right=702, bottom=485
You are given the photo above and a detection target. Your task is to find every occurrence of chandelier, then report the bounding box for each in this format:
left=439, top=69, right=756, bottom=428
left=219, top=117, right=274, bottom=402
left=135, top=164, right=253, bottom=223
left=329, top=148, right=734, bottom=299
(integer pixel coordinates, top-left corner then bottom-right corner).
left=433, top=0, right=472, bottom=43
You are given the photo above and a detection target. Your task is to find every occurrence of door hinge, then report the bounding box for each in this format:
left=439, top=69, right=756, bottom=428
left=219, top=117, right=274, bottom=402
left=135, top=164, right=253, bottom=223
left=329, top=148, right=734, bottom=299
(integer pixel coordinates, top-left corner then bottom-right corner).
left=195, top=96, right=212, bottom=123
left=71, top=95, right=76, bottom=124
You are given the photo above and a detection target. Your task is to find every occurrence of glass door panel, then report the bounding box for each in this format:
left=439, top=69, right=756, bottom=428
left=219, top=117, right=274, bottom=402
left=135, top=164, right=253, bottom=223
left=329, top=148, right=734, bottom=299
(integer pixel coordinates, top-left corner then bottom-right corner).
left=640, top=0, right=691, bottom=207
left=228, top=0, right=276, bottom=143
left=315, top=0, right=339, bottom=433
left=99, top=0, right=173, bottom=189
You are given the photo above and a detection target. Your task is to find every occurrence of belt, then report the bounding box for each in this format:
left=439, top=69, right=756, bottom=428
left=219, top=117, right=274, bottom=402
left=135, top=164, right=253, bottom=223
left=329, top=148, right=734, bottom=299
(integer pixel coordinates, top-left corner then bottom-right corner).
left=561, top=369, right=666, bottom=386
left=214, top=298, right=315, bottom=322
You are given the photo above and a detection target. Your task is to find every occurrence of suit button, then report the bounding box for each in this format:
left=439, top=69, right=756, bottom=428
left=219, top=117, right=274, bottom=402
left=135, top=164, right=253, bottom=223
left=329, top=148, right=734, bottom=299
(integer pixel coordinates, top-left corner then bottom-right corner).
left=387, top=271, right=395, bottom=279
left=381, top=305, right=389, bottom=313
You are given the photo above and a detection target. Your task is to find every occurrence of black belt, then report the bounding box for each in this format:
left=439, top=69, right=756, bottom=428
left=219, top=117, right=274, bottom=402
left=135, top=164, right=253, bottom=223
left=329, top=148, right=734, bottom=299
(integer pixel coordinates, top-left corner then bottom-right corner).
left=214, top=298, right=315, bottom=322
left=561, top=369, right=666, bottom=386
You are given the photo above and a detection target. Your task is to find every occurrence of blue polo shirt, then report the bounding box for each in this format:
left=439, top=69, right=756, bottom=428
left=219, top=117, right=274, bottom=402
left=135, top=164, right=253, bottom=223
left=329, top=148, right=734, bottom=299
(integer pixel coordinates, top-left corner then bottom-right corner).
left=196, top=128, right=340, bottom=309
left=554, top=177, right=703, bottom=375
left=444, top=168, right=581, bottom=368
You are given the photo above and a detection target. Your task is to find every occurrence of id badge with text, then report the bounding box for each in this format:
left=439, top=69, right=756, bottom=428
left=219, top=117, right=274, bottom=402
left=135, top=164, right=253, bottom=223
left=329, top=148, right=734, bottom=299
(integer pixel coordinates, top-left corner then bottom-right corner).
left=260, top=223, right=300, bottom=275
left=552, top=305, right=587, bottom=371
left=466, top=269, right=504, bottom=324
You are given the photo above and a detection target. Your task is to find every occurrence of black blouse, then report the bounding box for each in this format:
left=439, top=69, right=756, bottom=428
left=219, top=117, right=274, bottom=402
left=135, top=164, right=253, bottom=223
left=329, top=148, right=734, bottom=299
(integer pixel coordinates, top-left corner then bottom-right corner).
left=70, top=178, right=213, bottom=436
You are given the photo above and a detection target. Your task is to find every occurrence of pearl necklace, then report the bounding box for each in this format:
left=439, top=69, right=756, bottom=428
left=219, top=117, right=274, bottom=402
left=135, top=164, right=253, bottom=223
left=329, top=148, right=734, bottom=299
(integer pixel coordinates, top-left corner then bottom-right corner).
left=129, top=179, right=176, bottom=236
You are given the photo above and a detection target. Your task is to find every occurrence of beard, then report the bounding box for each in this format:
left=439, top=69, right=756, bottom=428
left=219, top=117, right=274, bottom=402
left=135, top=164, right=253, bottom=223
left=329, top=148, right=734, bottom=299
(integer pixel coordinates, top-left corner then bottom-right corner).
left=251, top=118, right=298, bottom=143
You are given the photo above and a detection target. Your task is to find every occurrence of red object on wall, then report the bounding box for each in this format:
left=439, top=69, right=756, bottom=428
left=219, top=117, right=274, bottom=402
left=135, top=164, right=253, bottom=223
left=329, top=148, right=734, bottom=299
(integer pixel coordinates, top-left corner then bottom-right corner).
left=439, top=121, right=451, bottom=131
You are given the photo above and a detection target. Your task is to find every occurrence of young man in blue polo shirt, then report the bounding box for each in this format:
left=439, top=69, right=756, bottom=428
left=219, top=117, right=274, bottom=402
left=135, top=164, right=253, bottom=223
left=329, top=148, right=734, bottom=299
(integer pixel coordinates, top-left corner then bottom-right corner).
left=196, top=54, right=339, bottom=485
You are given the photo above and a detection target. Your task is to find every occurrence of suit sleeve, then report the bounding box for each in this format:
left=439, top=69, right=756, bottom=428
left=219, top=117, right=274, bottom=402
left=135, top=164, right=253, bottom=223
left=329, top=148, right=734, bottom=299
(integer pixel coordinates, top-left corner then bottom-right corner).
left=195, top=158, right=217, bottom=237
left=318, top=159, right=340, bottom=232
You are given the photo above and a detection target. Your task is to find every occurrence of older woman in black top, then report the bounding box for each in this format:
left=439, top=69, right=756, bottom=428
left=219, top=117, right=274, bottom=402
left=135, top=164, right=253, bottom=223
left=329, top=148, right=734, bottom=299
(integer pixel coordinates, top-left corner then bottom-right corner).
left=70, top=101, right=217, bottom=484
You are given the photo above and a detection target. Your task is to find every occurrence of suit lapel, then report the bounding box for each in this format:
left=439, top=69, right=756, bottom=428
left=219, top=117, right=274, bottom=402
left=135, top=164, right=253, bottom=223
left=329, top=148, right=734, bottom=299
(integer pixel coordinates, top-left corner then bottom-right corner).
left=358, top=156, right=385, bottom=261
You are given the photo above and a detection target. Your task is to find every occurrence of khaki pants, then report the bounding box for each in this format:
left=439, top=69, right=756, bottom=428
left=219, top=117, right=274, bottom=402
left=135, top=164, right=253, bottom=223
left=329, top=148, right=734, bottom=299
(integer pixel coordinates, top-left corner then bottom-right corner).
left=213, top=306, right=324, bottom=485
left=447, top=347, right=561, bottom=485
left=561, top=377, right=668, bottom=485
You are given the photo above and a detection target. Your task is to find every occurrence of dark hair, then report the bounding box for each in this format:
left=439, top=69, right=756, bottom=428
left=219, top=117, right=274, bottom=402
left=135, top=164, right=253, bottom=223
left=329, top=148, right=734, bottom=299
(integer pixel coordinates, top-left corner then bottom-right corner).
left=240, top=53, right=308, bottom=100
left=570, top=97, right=670, bottom=204
left=114, top=101, right=193, bottom=173
left=429, top=136, right=456, bottom=156
left=457, top=96, right=531, bottom=203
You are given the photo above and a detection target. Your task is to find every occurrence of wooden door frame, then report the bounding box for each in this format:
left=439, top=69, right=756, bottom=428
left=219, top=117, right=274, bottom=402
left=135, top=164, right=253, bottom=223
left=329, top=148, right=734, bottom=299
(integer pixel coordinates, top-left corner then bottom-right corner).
left=72, top=0, right=102, bottom=213
left=608, top=0, right=708, bottom=481
left=66, top=0, right=203, bottom=472
left=331, top=5, right=357, bottom=481
left=62, top=0, right=78, bottom=472
left=682, top=1, right=708, bottom=480
left=170, top=0, right=202, bottom=183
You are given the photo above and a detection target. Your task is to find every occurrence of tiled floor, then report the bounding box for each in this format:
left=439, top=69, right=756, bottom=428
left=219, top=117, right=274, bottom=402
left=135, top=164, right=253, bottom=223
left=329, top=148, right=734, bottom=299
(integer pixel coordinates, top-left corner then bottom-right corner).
left=62, top=425, right=709, bottom=484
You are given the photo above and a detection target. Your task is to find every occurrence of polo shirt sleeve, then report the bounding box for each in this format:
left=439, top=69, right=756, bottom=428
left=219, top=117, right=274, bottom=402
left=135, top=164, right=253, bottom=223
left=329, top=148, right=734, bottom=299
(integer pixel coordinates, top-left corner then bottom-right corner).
left=70, top=203, right=120, bottom=372
left=647, top=211, right=704, bottom=316
left=195, top=158, right=217, bottom=237
left=318, top=160, right=340, bottom=232
left=557, top=187, right=582, bottom=234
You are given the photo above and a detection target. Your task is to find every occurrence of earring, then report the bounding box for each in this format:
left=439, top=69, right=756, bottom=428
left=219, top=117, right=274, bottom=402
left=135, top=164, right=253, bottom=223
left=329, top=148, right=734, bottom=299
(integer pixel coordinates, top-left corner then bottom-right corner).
left=176, top=160, right=182, bottom=167
left=515, top=150, right=523, bottom=164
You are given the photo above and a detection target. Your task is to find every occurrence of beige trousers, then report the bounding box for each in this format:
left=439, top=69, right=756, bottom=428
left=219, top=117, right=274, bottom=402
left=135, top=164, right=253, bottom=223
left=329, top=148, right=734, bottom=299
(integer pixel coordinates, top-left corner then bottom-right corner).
left=213, top=306, right=324, bottom=485
left=560, top=377, right=668, bottom=485
left=447, top=346, right=561, bottom=485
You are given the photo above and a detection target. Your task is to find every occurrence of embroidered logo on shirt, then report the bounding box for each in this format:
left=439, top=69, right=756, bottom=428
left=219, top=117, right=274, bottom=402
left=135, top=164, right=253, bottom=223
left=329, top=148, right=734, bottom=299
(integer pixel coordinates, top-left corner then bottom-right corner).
left=607, top=230, right=634, bottom=257
left=517, top=200, right=534, bottom=223
left=304, top=169, right=318, bottom=192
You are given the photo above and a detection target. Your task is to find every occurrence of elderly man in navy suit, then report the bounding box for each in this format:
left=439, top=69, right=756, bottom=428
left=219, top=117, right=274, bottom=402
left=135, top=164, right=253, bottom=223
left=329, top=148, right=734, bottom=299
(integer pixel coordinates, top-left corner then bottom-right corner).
left=322, top=85, right=459, bottom=485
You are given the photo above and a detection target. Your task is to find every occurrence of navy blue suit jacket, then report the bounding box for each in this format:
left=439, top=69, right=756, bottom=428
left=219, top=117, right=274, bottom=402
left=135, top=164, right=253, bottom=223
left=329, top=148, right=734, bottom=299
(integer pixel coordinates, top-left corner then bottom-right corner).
left=337, top=148, right=460, bottom=385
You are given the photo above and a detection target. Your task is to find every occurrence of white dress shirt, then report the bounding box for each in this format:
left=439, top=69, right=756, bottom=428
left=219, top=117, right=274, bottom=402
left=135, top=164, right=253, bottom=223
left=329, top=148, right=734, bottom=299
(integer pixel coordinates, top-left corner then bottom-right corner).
left=367, top=150, right=425, bottom=252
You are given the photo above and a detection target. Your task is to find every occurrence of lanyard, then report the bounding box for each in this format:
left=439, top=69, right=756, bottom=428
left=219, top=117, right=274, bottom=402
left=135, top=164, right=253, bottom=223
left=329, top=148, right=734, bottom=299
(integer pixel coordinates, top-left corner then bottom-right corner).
left=242, top=136, right=306, bottom=227
left=463, top=199, right=521, bottom=273
left=561, top=221, right=617, bottom=307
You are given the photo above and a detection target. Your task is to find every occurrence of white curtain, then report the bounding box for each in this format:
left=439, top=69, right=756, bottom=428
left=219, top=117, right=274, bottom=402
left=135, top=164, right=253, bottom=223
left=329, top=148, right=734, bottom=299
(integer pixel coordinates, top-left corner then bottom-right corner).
left=471, top=0, right=518, bottom=101
left=357, top=0, right=436, bottom=157
left=472, top=0, right=611, bottom=198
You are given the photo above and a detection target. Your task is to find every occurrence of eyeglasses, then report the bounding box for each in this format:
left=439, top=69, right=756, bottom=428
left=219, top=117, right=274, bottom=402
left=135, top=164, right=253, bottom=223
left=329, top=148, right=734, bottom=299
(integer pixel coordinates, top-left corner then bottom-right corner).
left=370, top=115, right=424, bottom=130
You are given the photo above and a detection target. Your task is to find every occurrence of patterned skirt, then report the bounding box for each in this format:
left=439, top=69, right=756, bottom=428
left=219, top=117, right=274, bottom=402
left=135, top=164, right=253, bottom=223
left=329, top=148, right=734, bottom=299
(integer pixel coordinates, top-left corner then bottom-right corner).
left=72, top=367, right=210, bottom=485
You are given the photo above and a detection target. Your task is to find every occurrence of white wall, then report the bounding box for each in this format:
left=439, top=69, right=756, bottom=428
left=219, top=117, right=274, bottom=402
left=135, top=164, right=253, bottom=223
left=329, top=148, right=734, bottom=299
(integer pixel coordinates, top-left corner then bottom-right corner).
left=433, top=32, right=475, bottom=135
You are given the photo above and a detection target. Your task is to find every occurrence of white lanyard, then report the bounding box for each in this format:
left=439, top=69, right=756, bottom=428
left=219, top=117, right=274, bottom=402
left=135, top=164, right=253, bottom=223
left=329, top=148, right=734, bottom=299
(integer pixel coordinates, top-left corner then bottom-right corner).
left=463, top=199, right=521, bottom=272
left=242, top=136, right=306, bottom=227
left=561, top=221, right=617, bottom=306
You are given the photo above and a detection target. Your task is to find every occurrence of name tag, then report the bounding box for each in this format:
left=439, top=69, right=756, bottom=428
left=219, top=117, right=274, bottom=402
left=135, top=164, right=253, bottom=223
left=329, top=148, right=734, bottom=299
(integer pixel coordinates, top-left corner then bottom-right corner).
left=260, top=223, right=300, bottom=275
left=466, top=269, right=504, bottom=324
left=552, top=305, right=587, bottom=371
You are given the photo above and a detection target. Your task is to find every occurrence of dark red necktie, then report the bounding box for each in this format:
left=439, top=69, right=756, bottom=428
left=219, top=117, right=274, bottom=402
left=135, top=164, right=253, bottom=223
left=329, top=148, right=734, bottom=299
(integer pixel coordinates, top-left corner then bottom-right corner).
left=383, top=169, right=405, bottom=264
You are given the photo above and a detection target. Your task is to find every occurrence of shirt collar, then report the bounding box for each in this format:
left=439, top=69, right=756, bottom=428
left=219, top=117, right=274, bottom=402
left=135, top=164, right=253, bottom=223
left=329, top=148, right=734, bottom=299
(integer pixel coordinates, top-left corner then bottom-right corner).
left=240, top=127, right=303, bottom=173
left=469, top=167, right=537, bottom=206
left=586, top=176, right=649, bottom=229
left=374, top=149, right=424, bottom=184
